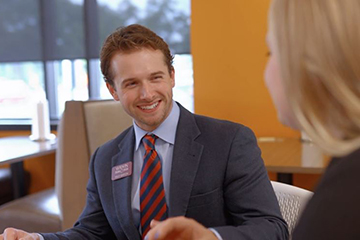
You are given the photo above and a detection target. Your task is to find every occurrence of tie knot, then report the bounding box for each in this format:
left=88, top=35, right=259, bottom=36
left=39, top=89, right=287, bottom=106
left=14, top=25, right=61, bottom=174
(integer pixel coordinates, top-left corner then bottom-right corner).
left=142, top=134, right=158, bottom=152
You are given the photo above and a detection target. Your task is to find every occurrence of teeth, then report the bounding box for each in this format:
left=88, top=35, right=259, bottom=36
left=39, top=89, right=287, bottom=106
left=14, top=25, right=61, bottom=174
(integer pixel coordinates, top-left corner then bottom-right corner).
left=140, top=102, right=158, bottom=110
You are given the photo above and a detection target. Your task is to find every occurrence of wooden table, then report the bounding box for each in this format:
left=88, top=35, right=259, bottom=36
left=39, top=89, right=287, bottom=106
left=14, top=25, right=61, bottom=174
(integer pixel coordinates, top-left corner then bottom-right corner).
left=0, top=136, right=57, bottom=198
left=258, top=137, right=330, bottom=184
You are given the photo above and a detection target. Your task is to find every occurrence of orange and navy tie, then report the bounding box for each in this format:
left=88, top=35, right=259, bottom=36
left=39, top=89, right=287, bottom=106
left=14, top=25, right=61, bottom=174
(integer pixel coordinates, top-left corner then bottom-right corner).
left=140, top=134, right=168, bottom=238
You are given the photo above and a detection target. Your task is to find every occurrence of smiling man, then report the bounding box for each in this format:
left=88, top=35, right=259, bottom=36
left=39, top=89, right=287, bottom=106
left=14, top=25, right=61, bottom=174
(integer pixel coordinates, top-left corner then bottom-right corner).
left=106, top=48, right=175, bottom=132
left=0, top=24, right=288, bottom=240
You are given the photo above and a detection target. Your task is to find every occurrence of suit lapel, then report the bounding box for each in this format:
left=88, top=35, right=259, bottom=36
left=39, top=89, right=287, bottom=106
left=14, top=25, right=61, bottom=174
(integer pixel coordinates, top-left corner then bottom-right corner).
left=169, top=105, right=203, bottom=217
left=112, top=128, right=141, bottom=240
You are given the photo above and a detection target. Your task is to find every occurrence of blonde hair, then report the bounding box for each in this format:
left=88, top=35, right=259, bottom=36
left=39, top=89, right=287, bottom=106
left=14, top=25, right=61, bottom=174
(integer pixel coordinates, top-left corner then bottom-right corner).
left=269, top=0, right=360, bottom=156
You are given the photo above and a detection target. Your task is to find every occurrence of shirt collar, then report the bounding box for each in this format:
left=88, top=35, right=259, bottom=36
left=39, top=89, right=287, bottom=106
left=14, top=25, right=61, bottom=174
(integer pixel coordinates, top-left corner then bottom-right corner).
left=134, top=100, right=180, bottom=150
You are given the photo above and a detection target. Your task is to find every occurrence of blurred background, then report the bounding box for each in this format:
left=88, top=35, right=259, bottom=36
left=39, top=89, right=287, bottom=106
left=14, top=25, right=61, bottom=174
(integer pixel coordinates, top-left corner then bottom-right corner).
left=1, top=0, right=319, bottom=199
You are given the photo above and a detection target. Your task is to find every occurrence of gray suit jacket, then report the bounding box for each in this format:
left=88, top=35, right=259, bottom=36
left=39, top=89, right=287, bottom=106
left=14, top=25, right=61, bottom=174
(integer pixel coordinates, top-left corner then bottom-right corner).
left=43, top=103, right=288, bottom=240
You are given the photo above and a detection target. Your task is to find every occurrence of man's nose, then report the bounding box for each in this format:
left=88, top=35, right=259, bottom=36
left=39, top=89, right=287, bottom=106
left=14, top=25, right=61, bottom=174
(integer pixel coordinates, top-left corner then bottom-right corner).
left=140, top=82, right=154, bottom=100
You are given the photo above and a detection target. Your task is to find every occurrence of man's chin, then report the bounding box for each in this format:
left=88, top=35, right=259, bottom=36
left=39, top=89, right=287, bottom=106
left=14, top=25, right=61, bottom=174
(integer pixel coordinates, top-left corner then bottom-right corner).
left=135, top=119, right=161, bottom=132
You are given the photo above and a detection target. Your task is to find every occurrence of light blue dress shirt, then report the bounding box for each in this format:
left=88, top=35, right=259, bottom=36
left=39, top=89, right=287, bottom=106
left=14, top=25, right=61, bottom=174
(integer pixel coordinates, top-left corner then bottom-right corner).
left=131, top=100, right=180, bottom=231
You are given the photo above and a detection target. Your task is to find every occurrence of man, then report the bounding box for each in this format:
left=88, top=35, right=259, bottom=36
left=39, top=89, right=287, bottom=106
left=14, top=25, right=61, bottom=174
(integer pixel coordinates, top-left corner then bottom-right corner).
left=0, top=24, right=288, bottom=240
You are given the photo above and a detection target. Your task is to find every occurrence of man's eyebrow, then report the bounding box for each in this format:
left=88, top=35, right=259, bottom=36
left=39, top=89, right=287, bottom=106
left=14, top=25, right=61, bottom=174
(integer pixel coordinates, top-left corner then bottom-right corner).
left=150, top=71, right=165, bottom=76
left=120, top=71, right=166, bottom=85
left=121, top=77, right=137, bottom=85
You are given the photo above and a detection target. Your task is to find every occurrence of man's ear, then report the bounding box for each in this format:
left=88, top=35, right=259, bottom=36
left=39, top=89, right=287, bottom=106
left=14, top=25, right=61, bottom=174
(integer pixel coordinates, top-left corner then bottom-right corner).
left=170, top=68, right=175, bottom=88
left=106, top=82, right=120, bottom=101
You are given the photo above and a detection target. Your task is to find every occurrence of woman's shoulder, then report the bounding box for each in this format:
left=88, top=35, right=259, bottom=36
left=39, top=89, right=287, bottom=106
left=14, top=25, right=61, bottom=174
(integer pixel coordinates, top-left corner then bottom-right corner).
left=292, top=148, right=360, bottom=240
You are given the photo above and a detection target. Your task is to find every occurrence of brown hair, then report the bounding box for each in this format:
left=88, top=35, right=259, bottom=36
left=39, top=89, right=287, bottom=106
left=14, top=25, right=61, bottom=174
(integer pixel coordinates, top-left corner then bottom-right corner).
left=100, top=24, right=174, bottom=86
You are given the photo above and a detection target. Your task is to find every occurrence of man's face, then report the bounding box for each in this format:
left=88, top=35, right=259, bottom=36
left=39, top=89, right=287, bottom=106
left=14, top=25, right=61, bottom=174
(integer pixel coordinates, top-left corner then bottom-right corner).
left=106, top=48, right=175, bottom=132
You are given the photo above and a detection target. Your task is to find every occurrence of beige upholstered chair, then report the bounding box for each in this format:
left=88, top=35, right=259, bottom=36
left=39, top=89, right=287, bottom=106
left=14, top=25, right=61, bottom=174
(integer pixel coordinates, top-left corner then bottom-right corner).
left=0, top=100, right=132, bottom=232
left=271, top=181, right=313, bottom=236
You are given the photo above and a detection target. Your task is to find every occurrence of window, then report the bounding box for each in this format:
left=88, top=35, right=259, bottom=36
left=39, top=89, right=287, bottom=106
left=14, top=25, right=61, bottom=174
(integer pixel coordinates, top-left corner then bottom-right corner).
left=0, top=0, right=193, bottom=125
left=0, top=62, right=44, bottom=119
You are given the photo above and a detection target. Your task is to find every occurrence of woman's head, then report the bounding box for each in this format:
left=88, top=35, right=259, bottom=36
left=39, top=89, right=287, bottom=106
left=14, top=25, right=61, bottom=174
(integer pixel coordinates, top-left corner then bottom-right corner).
left=266, top=0, right=360, bottom=155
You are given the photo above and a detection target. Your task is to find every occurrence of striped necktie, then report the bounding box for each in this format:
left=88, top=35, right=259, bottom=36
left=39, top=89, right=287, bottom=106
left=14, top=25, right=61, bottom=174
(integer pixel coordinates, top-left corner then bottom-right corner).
left=140, top=134, right=168, bottom=238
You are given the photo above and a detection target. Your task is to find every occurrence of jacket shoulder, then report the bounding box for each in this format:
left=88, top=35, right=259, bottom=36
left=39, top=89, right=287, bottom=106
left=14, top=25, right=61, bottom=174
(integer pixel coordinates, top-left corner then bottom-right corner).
left=95, top=126, right=134, bottom=157
left=193, top=113, right=255, bottom=138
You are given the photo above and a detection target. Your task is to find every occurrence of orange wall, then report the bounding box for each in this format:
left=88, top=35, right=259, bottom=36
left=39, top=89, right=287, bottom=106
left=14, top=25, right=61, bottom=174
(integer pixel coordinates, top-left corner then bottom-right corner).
left=191, top=0, right=299, bottom=138
left=191, top=0, right=320, bottom=190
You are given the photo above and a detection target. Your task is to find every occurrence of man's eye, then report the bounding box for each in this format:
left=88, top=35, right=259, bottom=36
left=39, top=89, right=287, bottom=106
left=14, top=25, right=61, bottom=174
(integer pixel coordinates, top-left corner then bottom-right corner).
left=126, top=82, right=137, bottom=87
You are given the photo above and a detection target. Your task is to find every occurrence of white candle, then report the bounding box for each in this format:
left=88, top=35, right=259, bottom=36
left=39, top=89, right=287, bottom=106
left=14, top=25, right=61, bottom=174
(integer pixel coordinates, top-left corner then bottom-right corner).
left=31, top=98, right=51, bottom=141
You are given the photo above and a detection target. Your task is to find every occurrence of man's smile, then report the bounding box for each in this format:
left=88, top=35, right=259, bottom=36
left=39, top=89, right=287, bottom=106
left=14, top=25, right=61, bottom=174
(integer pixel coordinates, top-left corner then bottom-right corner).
left=138, top=101, right=160, bottom=111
